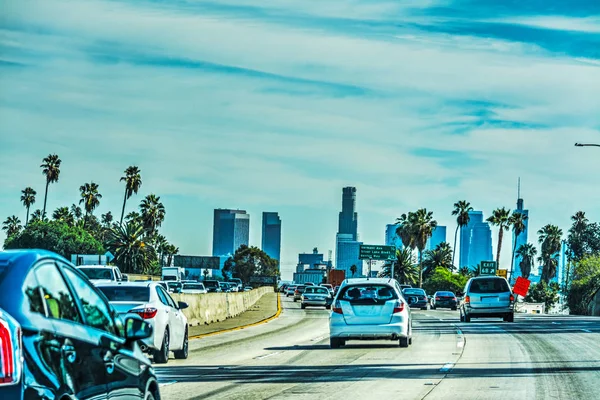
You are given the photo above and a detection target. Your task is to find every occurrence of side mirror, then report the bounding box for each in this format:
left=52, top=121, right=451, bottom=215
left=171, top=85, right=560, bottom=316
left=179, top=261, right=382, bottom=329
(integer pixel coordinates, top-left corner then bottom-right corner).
left=121, top=274, right=129, bottom=282
left=178, top=301, right=189, bottom=310
left=124, top=317, right=153, bottom=341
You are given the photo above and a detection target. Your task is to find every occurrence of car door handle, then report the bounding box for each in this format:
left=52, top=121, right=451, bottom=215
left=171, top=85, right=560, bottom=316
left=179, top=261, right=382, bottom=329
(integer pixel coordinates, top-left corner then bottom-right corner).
left=103, top=351, right=115, bottom=375
left=61, top=344, right=77, bottom=364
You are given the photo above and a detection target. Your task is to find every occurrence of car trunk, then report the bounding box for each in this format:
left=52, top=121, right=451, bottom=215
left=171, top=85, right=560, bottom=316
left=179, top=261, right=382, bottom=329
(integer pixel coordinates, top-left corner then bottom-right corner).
left=470, top=292, right=511, bottom=308
left=110, top=301, right=148, bottom=315
left=341, top=299, right=396, bottom=325
left=303, top=292, right=328, bottom=301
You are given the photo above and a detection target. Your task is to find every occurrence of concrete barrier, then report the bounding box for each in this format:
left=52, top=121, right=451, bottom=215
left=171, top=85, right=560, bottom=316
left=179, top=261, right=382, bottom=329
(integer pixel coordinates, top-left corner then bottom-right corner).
left=172, top=287, right=274, bottom=326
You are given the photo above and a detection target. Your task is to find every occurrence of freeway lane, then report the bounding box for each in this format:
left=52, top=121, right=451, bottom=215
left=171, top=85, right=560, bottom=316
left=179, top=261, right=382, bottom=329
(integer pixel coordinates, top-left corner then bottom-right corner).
left=157, top=296, right=600, bottom=400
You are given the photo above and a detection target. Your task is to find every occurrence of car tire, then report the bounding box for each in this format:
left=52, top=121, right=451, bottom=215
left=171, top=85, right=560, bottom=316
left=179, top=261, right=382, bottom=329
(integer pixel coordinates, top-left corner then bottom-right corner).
left=421, top=306, right=428, bottom=311
left=451, top=306, right=457, bottom=311
left=504, top=313, right=514, bottom=323
left=146, top=392, right=156, bottom=400
left=464, top=314, right=471, bottom=323
left=330, top=337, right=342, bottom=349
left=174, top=328, right=188, bottom=360
left=409, top=336, right=413, bottom=345
left=325, top=305, right=331, bottom=310
left=154, top=329, right=170, bottom=364
left=431, top=305, right=436, bottom=310
left=294, top=298, right=297, bottom=302
left=399, top=336, right=409, bottom=348
left=300, top=303, right=306, bottom=309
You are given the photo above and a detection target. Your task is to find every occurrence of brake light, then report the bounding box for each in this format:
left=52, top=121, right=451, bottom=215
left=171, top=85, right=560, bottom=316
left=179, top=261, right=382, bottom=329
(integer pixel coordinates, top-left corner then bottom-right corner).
left=332, top=301, right=343, bottom=314
left=393, top=301, right=405, bottom=314
left=0, top=310, right=22, bottom=386
left=510, top=294, right=515, bottom=302
left=129, top=307, right=158, bottom=319
left=465, top=296, right=470, bottom=304
left=435, top=297, right=440, bottom=301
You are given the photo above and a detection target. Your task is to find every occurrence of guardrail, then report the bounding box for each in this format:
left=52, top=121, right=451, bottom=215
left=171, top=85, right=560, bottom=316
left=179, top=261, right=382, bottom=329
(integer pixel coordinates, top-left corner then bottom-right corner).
left=515, top=302, right=545, bottom=314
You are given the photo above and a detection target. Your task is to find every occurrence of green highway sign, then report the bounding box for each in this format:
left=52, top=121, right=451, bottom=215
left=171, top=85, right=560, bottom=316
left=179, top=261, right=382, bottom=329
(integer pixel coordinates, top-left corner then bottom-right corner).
left=480, top=261, right=498, bottom=276
left=359, top=245, right=396, bottom=260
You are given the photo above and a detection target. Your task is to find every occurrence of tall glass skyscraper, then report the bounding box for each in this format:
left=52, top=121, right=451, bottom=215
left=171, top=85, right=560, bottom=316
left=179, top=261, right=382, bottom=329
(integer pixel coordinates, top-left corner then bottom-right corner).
left=338, top=187, right=358, bottom=240
left=426, top=226, right=447, bottom=251
left=385, top=224, right=403, bottom=251
left=459, top=211, right=493, bottom=269
left=212, top=209, right=250, bottom=257
left=511, top=196, right=529, bottom=282
left=262, top=212, right=282, bottom=266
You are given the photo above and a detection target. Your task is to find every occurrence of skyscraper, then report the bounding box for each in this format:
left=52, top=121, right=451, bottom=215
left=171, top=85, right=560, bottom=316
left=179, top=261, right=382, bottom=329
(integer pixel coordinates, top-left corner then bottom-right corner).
left=212, top=209, right=250, bottom=257
left=511, top=180, right=529, bottom=282
left=426, top=226, right=447, bottom=251
left=262, top=212, right=282, bottom=265
left=336, top=187, right=362, bottom=276
left=459, top=211, right=493, bottom=269
left=338, top=187, right=358, bottom=240
left=386, top=224, right=403, bottom=251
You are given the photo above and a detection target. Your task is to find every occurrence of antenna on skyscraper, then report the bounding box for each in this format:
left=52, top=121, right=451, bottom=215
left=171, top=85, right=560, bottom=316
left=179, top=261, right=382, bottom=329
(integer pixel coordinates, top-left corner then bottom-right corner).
left=328, top=250, right=332, bottom=261
left=518, top=177, right=521, bottom=199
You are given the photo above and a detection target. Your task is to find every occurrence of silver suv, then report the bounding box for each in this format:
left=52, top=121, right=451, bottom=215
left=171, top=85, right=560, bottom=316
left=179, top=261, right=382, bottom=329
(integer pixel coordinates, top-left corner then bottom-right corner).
left=459, top=276, right=515, bottom=322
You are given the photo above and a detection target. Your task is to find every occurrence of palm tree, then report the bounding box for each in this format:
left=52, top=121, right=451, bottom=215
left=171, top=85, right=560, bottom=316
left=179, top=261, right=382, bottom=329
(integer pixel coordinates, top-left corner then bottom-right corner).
left=70, top=204, right=83, bottom=221
left=515, top=243, right=537, bottom=280
left=568, top=211, right=589, bottom=262
left=395, top=213, right=416, bottom=250
left=101, top=212, right=114, bottom=229
left=350, top=264, right=358, bottom=277
left=486, top=207, right=512, bottom=267
left=79, top=182, right=102, bottom=217
left=29, top=209, right=44, bottom=223
left=165, top=244, right=179, bottom=267
left=409, top=208, right=437, bottom=288
left=20, top=187, right=37, bottom=225
left=140, top=194, right=165, bottom=236
left=2, top=215, right=22, bottom=237
left=40, top=154, right=61, bottom=218
left=571, top=211, right=588, bottom=234
left=458, top=266, right=472, bottom=277
left=422, top=242, right=453, bottom=280
left=379, top=248, right=418, bottom=285
left=538, top=224, right=563, bottom=283
left=451, top=200, right=473, bottom=267
left=155, top=234, right=169, bottom=267
left=105, top=221, right=156, bottom=273
left=52, top=207, right=74, bottom=226
left=119, top=166, right=142, bottom=224
left=509, top=212, right=528, bottom=283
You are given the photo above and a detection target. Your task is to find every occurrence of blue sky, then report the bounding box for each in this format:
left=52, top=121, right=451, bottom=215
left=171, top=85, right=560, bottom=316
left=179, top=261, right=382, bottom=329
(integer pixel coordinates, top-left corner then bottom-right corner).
left=1, top=0, right=599, bottom=279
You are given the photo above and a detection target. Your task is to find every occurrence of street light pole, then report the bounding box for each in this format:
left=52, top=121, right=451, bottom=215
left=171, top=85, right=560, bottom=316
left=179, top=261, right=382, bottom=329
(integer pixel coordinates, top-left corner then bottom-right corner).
left=575, top=143, right=600, bottom=148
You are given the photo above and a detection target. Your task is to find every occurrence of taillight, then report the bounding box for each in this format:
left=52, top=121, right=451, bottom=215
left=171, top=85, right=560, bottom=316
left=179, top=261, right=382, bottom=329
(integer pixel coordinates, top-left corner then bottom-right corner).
left=465, top=296, right=470, bottom=304
left=393, top=301, right=404, bottom=314
left=435, top=297, right=440, bottom=301
left=332, top=301, right=343, bottom=314
left=295, top=290, right=299, bottom=294
left=130, top=307, right=158, bottom=319
left=0, top=310, right=22, bottom=386
left=510, top=294, right=515, bottom=302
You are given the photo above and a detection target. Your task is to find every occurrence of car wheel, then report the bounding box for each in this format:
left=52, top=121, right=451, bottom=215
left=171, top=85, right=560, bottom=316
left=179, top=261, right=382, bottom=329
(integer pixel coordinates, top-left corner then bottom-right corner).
left=431, top=305, right=436, bottom=310
left=330, top=337, right=342, bottom=349
left=300, top=303, right=306, bottom=309
left=174, top=328, right=188, bottom=359
left=464, top=314, right=471, bottom=323
left=408, top=336, right=413, bottom=345
left=504, top=313, right=514, bottom=323
left=146, top=392, right=156, bottom=400
left=325, top=305, right=331, bottom=310
left=399, top=336, right=409, bottom=348
left=421, top=306, right=428, bottom=311
left=154, top=329, right=170, bottom=364
left=451, top=306, right=457, bottom=311
left=294, top=298, right=297, bottom=302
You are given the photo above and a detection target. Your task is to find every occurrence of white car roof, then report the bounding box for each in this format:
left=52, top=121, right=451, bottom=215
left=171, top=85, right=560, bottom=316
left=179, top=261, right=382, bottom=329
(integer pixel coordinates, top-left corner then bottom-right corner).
left=341, top=278, right=398, bottom=286
left=78, top=265, right=114, bottom=269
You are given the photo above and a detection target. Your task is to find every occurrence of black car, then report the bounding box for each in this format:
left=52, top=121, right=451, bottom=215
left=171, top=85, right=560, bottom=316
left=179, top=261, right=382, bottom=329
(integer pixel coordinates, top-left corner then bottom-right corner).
left=402, top=288, right=429, bottom=310
left=432, top=291, right=458, bottom=310
left=203, top=280, right=222, bottom=293
left=0, top=250, right=161, bottom=400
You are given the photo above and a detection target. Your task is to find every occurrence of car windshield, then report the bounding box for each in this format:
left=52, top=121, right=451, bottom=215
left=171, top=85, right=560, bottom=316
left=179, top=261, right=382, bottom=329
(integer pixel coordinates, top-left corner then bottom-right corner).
left=80, top=268, right=113, bottom=280
left=183, top=284, right=204, bottom=290
left=340, top=285, right=397, bottom=304
left=204, top=281, right=219, bottom=288
left=437, top=292, right=455, bottom=297
left=98, top=286, right=150, bottom=302
left=167, top=282, right=182, bottom=288
left=403, top=289, right=426, bottom=296
left=305, top=287, right=329, bottom=295
left=469, top=278, right=510, bottom=294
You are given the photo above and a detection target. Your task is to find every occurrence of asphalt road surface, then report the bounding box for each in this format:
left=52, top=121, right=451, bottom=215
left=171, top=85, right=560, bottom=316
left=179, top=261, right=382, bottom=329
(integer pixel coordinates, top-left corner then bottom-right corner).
left=157, top=296, right=600, bottom=400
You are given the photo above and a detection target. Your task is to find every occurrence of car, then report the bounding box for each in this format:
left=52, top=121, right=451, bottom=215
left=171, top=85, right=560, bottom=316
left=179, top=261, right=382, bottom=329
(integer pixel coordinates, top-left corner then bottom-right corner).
left=97, top=281, right=189, bottom=364
left=402, top=288, right=429, bottom=310
left=305, top=282, right=316, bottom=286
left=293, top=285, right=307, bottom=302
left=279, top=283, right=289, bottom=293
left=301, top=286, right=333, bottom=309
left=228, top=278, right=243, bottom=291
left=225, top=282, right=239, bottom=292
left=432, top=291, right=458, bottom=310
left=77, top=264, right=128, bottom=284
left=166, top=281, right=183, bottom=293
left=203, top=279, right=223, bottom=293
left=181, top=282, right=207, bottom=294
left=333, top=285, right=341, bottom=296
left=220, top=282, right=233, bottom=293
left=399, top=284, right=412, bottom=291
left=459, top=276, right=515, bottom=322
left=0, top=250, right=161, bottom=400
left=286, top=285, right=297, bottom=297
left=329, top=278, right=413, bottom=348
left=320, top=283, right=334, bottom=295
left=243, top=286, right=253, bottom=292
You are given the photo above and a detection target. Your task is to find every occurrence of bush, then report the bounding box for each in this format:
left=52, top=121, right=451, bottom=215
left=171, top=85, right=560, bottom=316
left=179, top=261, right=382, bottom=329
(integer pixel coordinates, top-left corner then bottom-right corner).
left=567, top=255, right=600, bottom=315
left=525, top=281, right=560, bottom=311
left=423, top=267, right=468, bottom=295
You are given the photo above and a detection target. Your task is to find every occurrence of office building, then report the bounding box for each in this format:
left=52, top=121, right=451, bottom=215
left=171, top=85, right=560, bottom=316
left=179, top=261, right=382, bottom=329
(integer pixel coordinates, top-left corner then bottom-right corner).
left=511, top=180, right=530, bottom=282
left=262, top=212, right=282, bottom=265
left=212, top=209, right=250, bottom=257
left=426, top=226, right=447, bottom=251
left=459, top=211, right=493, bottom=269
left=296, top=248, right=332, bottom=273
left=336, top=233, right=364, bottom=277
left=338, top=187, right=358, bottom=240
left=385, top=224, right=404, bottom=251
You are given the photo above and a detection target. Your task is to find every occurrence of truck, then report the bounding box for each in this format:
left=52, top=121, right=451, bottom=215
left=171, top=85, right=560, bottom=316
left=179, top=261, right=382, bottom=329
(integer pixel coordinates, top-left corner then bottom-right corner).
left=77, top=265, right=128, bottom=285
left=161, top=266, right=185, bottom=282
left=292, top=271, right=325, bottom=286
left=328, top=269, right=345, bottom=288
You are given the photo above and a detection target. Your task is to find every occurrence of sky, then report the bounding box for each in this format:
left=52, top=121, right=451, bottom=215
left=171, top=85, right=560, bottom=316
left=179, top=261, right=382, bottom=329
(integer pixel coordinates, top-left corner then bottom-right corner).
left=1, top=0, right=599, bottom=280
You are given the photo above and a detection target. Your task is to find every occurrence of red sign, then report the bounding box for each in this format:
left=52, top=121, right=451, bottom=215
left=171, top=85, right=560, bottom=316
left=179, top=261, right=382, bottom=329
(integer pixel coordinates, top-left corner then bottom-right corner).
left=513, top=277, right=531, bottom=297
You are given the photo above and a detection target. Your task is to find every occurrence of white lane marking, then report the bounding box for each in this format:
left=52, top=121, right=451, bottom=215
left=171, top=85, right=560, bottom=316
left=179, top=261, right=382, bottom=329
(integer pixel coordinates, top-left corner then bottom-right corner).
left=456, top=341, right=464, bottom=348
left=311, top=335, right=326, bottom=342
left=440, top=363, right=455, bottom=372
left=160, top=381, right=177, bottom=387
left=254, top=351, right=282, bottom=360
left=582, top=329, right=593, bottom=333
left=552, top=322, right=561, bottom=325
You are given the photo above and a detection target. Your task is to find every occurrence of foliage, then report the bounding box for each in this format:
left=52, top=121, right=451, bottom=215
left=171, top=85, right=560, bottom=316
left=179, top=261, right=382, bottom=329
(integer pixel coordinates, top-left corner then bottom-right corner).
left=566, top=255, right=600, bottom=315
left=140, top=194, right=165, bottom=236
left=105, top=221, right=156, bottom=274
left=350, top=264, right=358, bottom=277
left=458, top=266, right=473, bottom=277
left=486, top=207, right=512, bottom=268
left=537, top=224, right=563, bottom=283
left=422, top=242, right=454, bottom=280
left=40, top=154, right=61, bottom=217
left=452, top=200, right=473, bottom=266
left=509, top=212, right=528, bottom=283
left=4, top=220, right=104, bottom=259
left=525, top=281, right=560, bottom=311
left=379, top=248, right=418, bottom=285
left=2, top=215, right=22, bottom=239
left=120, top=166, right=142, bottom=224
left=398, top=208, right=437, bottom=288
left=422, top=268, right=468, bottom=296
left=567, top=211, right=600, bottom=263
left=53, top=207, right=75, bottom=226
left=79, top=182, right=102, bottom=216
left=515, top=243, right=537, bottom=280
left=20, top=187, right=36, bottom=225
left=222, top=245, right=279, bottom=284
left=395, top=214, right=415, bottom=250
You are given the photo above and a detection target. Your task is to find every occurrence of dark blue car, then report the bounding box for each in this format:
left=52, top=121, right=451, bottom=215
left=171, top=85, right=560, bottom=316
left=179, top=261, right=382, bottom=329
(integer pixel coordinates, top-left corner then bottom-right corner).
left=0, top=249, right=161, bottom=400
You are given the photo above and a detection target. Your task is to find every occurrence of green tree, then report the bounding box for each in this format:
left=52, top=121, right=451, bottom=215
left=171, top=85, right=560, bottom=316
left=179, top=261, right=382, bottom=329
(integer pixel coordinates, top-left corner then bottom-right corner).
left=515, top=243, right=537, bottom=280
left=566, top=255, right=600, bottom=315
left=422, top=242, right=453, bottom=280
left=119, top=166, right=142, bottom=224
left=538, top=224, right=563, bottom=283
left=20, top=187, right=37, bottom=225
left=350, top=264, right=358, bottom=277
left=105, top=221, right=156, bottom=274
left=525, top=281, right=560, bottom=312
left=486, top=207, right=512, bottom=268
left=52, top=207, right=74, bottom=226
left=164, top=244, right=179, bottom=267
left=140, top=194, right=165, bottom=236
left=2, top=215, right=22, bottom=239
left=222, top=245, right=279, bottom=284
left=395, top=214, right=416, bottom=250
left=29, top=209, right=45, bottom=223
left=567, top=212, right=600, bottom=262
left=458, top=266, right=473, bottom=277
left=79, top=182, right=102, bottom=217
left=423, top=268, right=468, bottom=296
left=451, top=200, right=473, bottom=267
left=409, top=208, right=437, bottom=288
left=40, top=154, right=61, bottom=218
left=509, top=212, right=528, bottom=283
left=379, top=248, right=418, bottom=285
left=101, top=211, right=114, bottom=229
left=70, top=204, right=83, bottom=221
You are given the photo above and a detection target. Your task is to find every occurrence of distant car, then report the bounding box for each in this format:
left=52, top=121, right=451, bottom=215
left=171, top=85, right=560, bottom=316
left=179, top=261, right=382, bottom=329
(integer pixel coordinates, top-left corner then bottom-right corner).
left=97, top=281, right=189, bottom=364
left=399, top=284, right=412, bottom=291
left=243, top=286, right=253, bottom=292
left=432, top=291, right=458, bottom=310
left=293, top=285, right=307, bottom=302
left=333, top=285, right=341, bottom=296
left=225, top=282, right=239, bottom=292
left=0, top=250, right=160, bottom=400
left=329, top=278, right=413, bottom=348
left=203, top=280, right=222, bottom=293
left=301, top=286, right=333, bottom=309
left=402, top=288, right=429, bottom=310
left=305, top=282, right=316, bottom=286
left=320, top=283, right=334, bottom=295
left=280, top=284, right=289, bottom=293
left=228, top=278, right=243, bottom=291
left=181, top=282, right=207, bottom=294
left=77, top=264, right=128, bottom=284
left=459, top=276, right=515, bottom=322
left=286, top=286, right=297, bottom=297
left=220, top=282, right=233, bottom=293
left=166, top=281, right=183, bottom=294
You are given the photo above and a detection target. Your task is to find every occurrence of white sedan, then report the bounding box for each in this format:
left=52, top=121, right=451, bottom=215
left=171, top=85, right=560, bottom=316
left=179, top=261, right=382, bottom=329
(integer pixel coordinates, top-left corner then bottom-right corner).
left=329, top=278, right=413, bottom=348
left=181, top=282, right=208, bottom=294
left=97, top=282, right=189, bottom=364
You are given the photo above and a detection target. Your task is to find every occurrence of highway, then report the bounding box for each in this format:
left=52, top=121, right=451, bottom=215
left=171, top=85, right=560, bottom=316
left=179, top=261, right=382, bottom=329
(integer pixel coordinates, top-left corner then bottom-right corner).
left=157, top=296, right=600, bottom=400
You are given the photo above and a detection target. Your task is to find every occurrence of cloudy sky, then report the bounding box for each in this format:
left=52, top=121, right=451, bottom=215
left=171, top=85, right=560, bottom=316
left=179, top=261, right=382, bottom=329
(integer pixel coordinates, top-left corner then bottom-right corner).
left=1, top=0, right=599, bottom=279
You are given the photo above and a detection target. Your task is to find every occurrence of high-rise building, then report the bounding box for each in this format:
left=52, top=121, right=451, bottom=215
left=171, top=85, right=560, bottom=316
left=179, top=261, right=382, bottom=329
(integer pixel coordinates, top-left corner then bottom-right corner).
left=385, top=224, right=403, bottom=251
left=511, top=180, right=529, bottom=282
left=296, top=248, right=331, bottom=273
left=459, top=211, right=493, bottom=269
left=426, top=226, right=447, bottom=251
left=338, top=187, right=358, bottom=240
left=262, top=212, right=282, bottom=266
left=212, top=209, right=250, bottom=257
left=336, top=233, right=364, bottom=277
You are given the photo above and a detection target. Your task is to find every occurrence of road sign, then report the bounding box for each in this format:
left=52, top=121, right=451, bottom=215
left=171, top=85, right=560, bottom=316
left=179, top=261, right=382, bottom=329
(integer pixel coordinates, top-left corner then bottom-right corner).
left=512, top=276, right=531, bottom=297
left=496, top=269, right=507, bottom=279
left=479, top=261, right=497, bottom=276
left=359, top=245, right=396, bottom=260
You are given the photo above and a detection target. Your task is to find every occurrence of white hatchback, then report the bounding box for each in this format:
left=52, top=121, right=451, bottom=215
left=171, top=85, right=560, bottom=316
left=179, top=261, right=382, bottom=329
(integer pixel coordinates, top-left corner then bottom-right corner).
left=329, top=278, right=413, bottom=348
left=97, top=282, right=189, bottom=364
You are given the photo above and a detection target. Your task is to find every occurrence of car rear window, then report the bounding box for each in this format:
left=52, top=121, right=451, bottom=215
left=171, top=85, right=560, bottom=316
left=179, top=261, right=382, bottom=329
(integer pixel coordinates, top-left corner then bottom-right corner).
left=437, top=292, right=455, bottom=297
left=469, top=278, right=510, bottom=294
left=80, top=268, right=114, bottom=280
left=403, top=289, right=426, bottom=296
left=339, top=285, right=397, bottom=304
left=183, top=284, right=204, bottom=290
left=204, top=280, right=219, bottom=288
left=305, top=287, right=329, bottom=295
left=98, top=286, right=150, bottom=302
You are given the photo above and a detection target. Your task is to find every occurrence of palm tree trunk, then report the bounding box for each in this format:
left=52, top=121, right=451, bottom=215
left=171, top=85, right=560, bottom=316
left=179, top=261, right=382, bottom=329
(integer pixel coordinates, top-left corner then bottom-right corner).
left=496, top=229, right=503, bottom=267
left=25, top=206, right=30, bottom=225
left=509, top=237, right=517, bottom=284
left=120, top=189, right=128, bottom=225
left=418, top=250, right=423, bottom=288
left=42, top=180, right=49, bottom=218
left=452, top=225, right=459, bottom=267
